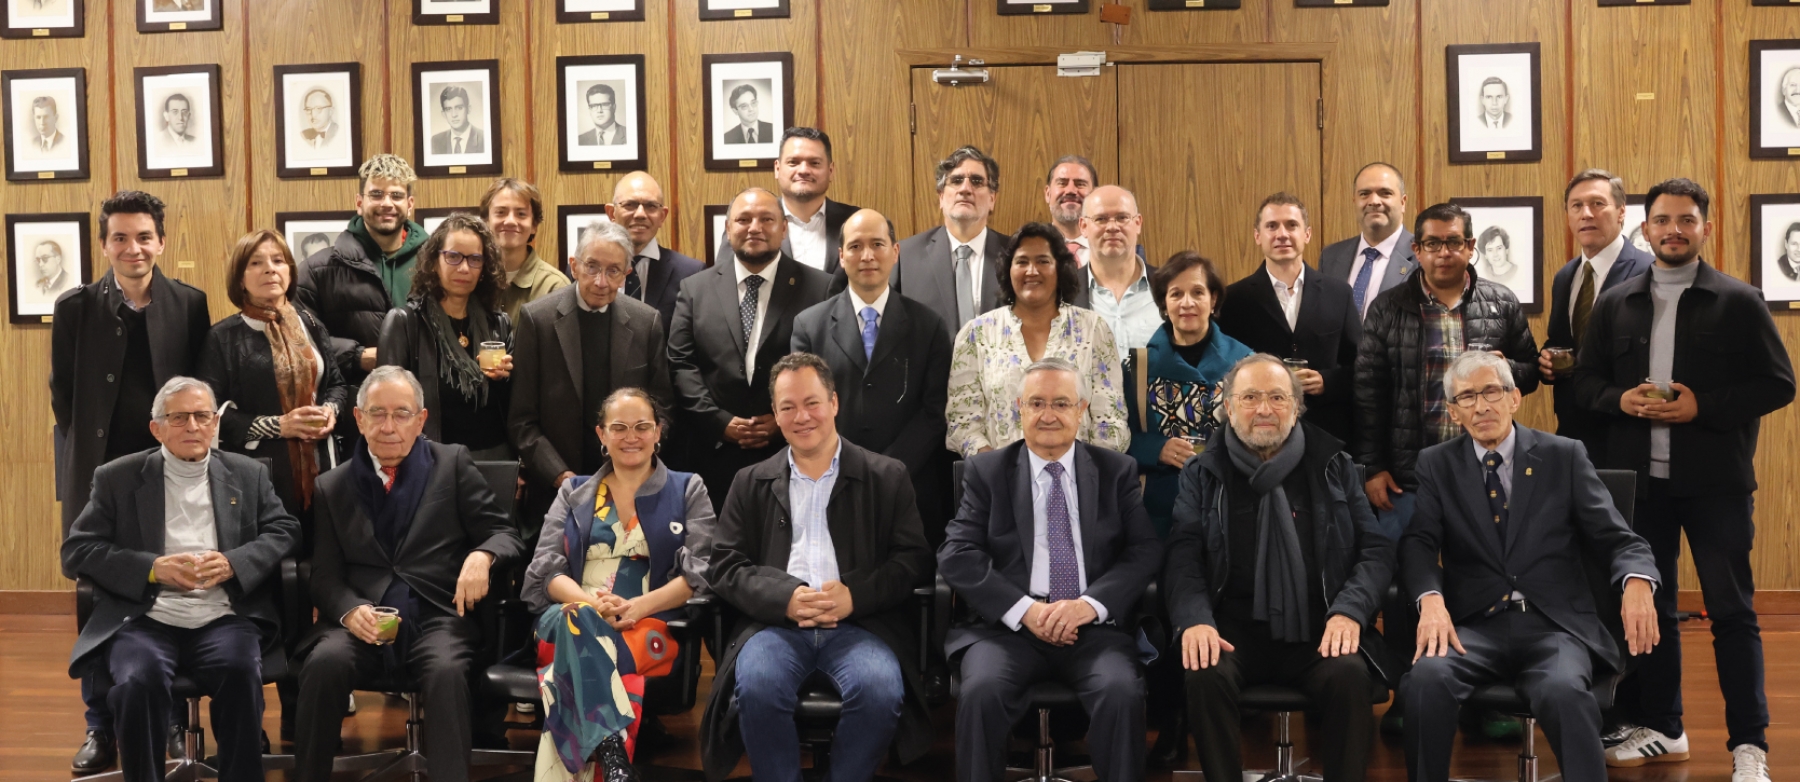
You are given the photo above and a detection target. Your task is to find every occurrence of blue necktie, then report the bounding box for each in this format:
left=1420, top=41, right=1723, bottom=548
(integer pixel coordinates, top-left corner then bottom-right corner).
left=1484, top=451, right=1509, bottom=536
left=860, top=306, right=879, bottom=362
left=1043, top=462, right=1080, bottom=602
left=1352, top=246, right=1380, bottom=316
left=741, top=275, right=764, bottom=344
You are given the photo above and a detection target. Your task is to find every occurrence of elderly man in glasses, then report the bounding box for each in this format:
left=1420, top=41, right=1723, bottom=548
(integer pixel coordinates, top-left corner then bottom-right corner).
left=62, top=376, right=300, bottom=782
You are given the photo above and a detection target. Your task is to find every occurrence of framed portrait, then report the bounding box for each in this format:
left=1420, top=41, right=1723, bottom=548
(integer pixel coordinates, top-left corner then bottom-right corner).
left=275, top=211, right=354, bottom=263
left=997, top=0, right=1088, bottom=14
left=1750, top=194, right=1800, bottom=309
left=413, top=0, right=497, bottom=25
left=1446, top=43, right=1542, bottom=164
left=557, top=55, right=646, bottom=173
left=1148, top=0, right=1242, bottom=9
left=700, top=0, right=789, bottom=20
left=3, top=68, right=88, bottom=182
left=1749, top=40, right=1800, bottom=159
left=416, top=206, right=476, bottom=237
left=1451, top=196, right=1544, bottom=313
left=137, top=0, right=219, bottom=33
left=413, top=60, right=501, bottom=177
left=2, top=0, right=84, bottom=39
left=1623, top=195, right=1652, bottom=257
left=558, top=204, right=613, bottom=273
left=558, top=0, right=643, bottom=22
left=274, top=63, right=363, bottom=179
left=705, top=204, right=732, bottom=268
left=5, top=212, right=90, bottom=323
left=702, top=52, right=793, bottom=171
left=135, top=64, right=223, bottom=179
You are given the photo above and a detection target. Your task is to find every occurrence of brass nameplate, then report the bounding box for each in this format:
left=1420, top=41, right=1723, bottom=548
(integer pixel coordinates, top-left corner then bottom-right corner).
left=32, top=28, right=49, bottom=36
left=41, top=315, right=54, bottom=323
left=1033, top=3, right=1052, bottom=10
left=170, top=22, right=186, bottom=29
left=1189, top=0, right=1206, bottom=6
left=1486, top=151, right=1505, bottom=160
left=1333, top=0, right=1352, bottom=4
left=1789, top=148, right=1800, bottom=156
left=37, top=171, right=54, bottom=179
left=735, top=8, right=753, bottom=16
left=171, top=168, right=189, bottom=176
left=176, top=262, right=195, bottom=269
left=1636, top=0, right=1653, bottom=3
left=738, top=159, right=757, bottom=167
left=448, top=165, right=467, bottom=174
left=592, top=11, right=609, bottom=19
left=593, top=161, right=612, bottom=169
left=447, top=14, right=464, bottom=22
left=1789, top=301, right=1800, bottom=309
left=310, top=167, right=327, bottom=176
left=1635, top=93, right=1654, bottom=100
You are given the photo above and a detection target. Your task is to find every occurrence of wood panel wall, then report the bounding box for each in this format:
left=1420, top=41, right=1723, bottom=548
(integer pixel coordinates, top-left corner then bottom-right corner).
left=2, top=0, right=1798, bottom=591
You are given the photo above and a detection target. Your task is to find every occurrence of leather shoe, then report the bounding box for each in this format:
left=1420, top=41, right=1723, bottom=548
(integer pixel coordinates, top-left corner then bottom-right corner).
left=1147, top=718, right=1188, bottom=769
left=169, top=722, right=188, bottom=760
left=598, top=733, right=641, bottom=782
left=72, top=730, right=115, bottom=773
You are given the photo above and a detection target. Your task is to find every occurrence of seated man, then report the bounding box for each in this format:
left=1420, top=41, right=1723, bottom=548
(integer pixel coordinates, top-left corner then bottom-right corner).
left=701, top=352, right=934, bottom=782
left=1400, top=351, right=1661, bottom=782
left=1167, top=353, right=1395, bottom=782
left=292, top=366, right=525, bottom=782
left=939, top=357, right=1160, bottom=782
left=62, top=376, right=300, bottom=782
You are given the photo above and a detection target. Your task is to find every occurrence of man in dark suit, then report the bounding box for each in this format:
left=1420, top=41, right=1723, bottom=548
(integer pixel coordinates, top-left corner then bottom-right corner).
left=1476, top=77, right=1513, bottom=129
left=1319, top=162, right=1416, bottom=321
left=607, top=171, right=703, bottom=327
left=1572, top=179, right=1793, bottom=776
left=427, top=85, right=484, bottom=155
left=1401, top=350, right=1660, bottom=782
left=62, top=377, right=299, bottom=782
left=51, top=189, right=212, bottom=773
left=510, top=215, right=673, bottom=522
left=893, top=145, right=1010, bottom=334
left=292, top=366, right=526, bottom=782
left=791, top=208, right=953, bottom=544
left=1537, top=169, right=1652, bottom=463
left=575, top=83, right=625, bottom=146
left=700, top=352, right=934, bottom=781
left=715, top=127, right=863, bottom=283
left=669, top=187, right=831, bottom=510
left=722, top=84, right=774, bottom=145
left=1218, top=193, right=1363, bottom=444
left=939, top=357, right=1160, bottom=782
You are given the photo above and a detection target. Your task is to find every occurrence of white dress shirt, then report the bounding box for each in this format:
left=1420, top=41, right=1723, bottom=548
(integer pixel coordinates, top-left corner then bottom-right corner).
left=1349, top=229, right=1405, bottom=318
left=1267, top=264, right=1305, bottom=331
left=735, top=260, right=776, bottom=369
left=784, top=200, right=830, bottom=271
left=632, top=238, right=664, bottom=283
left=951, top=227, right=990, bottom=316
left=785, top=439, right=843, bottom=590
left=1570, top=234, right=1624, bottom=333
left=449, top=125, right=474, bottom=154
left=1001, top=446, right=1110, bottom=630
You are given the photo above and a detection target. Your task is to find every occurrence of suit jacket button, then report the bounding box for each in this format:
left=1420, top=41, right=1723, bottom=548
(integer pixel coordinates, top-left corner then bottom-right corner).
left=116, top=328, right=122, bottom=336
left=106, top=374, right=115, bottom=382
left=96, top=429, right=104, bottom=437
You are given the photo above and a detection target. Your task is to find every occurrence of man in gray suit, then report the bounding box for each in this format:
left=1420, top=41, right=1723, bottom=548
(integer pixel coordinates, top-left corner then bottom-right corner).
left=892, top=145, right=1010, bottom=334
left=428, top=85, right=484, bottom=155
left=1319, top=162, right=1416, bottom=321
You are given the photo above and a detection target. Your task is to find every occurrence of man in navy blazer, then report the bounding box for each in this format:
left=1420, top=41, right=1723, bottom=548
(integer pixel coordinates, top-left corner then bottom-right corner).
left=939, top=357, right=1160, bottom=782
left=1318, top=162, right=1417, bottom=320
left=607, top=171, right=704, bottom=327
left=1400, top=351, right=1660, bottom=782
left=1537, top=169, right=1652, bottom=462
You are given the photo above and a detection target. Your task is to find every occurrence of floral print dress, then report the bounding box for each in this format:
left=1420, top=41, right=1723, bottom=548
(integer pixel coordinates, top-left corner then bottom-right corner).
left=945, top=304, right=1130, bottom=457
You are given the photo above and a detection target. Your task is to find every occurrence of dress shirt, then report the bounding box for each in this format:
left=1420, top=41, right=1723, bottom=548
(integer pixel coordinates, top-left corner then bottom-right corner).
left=1350, top=229, right=1405, bottom=318
left=1571, top=234, right=1624, bottom=334
left=1485, top=114, right=1505, bottom=130
left=785, top=439, right=843, bottom=590
left=1000, top=446, right=1109, bottom=630
left=1786, top=101, right=1800, bottom=128
left=147, top=447, right=234, bottom=629
left=1085, top=261, right=1161, bottom=349
left=784, top=200, right=830, bottom=271
left=572, top=289, right=610, bottom=314
left=950, top=227, right=991, bottom=316
left=632, top=238, right=664, bottom=283
left=1267, top=264, right=1305, bottom=332
left=735, top=260, right=776, bottom=369
left=35, top=133, right=59, bottom=153
left=850, top=285, right=891, bottom=326
left=1067, top=235, right=1089, bottom=267
left=448, top=126, right=474, bottom=154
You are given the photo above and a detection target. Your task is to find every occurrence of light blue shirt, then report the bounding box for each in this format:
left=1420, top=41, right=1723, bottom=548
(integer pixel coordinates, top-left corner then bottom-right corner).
left=1471, top=424, right=1517, bottom=498
left=784, top=439, right=843, bottom=590
left=1085, top=262, right=1161, bottom=349
left=1001, top=445, right=1111, bottom=630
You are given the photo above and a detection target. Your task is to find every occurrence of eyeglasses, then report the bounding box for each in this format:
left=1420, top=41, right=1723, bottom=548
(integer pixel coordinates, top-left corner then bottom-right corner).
left=1022, top=399, right=1079, bottom=413
left=946, top=173, right=991, bottom=190
left=363, top=190, right=409, bottom=204
left=439, top=251, right=484, bottom=269
left=159, top=411, right=217, bottom=427
left=1418, top=237, right=1471, bottom=253
left=1450, top=384, right=1512, bottom=408
left=1086, top=213, right=1138, bottom=226
left=613, top=200, right=664, bottom=214
left=360, top=408, right=420, bottom=425
left=605, top=422, right=658, bottom=436
left=577, top=263, right=628, bottom=281
left=1233, top=392, right=1294, bottom=410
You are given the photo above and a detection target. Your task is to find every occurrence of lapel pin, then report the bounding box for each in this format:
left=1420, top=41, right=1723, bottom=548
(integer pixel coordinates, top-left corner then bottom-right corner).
left=229, top=497, right=238, bottom=505
left=670, top=521, right=684, bottom=535
left=788, top=277, right=795, bottom=286
left=1525, top=468, right=1532, bottom=476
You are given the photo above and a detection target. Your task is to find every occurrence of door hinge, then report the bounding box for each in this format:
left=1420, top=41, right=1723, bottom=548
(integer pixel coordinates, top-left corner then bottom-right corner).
left=910, top=103, right=917, bottom=135
left=1317, top=98, right=1324, bottom=130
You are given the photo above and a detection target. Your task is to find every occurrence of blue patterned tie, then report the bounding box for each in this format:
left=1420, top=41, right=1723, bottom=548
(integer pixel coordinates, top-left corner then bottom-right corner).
left=860, top=306, right=879, bottom=362
left=1484, top=451, right=1509, bottom=536
left=740, top=275, right=764, bottom=344
left=1352, top=246, right=1380, bottom=316
left=1043, top=462, right=1080, bottom=602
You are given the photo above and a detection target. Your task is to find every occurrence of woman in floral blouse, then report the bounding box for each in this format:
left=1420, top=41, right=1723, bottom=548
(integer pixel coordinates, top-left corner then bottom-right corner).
left=945, top=222, right=1129, bottom=456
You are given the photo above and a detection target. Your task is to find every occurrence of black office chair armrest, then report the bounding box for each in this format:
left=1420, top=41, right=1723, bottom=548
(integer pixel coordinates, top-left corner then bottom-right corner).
left=76, top=576, right=95, bottom=632
left=914, top=584, right=934, bottom=675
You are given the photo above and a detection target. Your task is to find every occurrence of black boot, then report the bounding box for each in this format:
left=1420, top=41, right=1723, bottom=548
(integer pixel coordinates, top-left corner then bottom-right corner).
left=1147, top=709, right=1188, bottom=770
left=72, top=730, right=116, bottom=773
left=598, top=734, right=641, bottom=782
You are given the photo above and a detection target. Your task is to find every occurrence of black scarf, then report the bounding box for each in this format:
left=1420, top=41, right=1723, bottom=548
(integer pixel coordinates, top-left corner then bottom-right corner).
left=350, top=436, right=436, bottom=656
left=421, top=297, right=495, bottom=406
left=1224, top=424, right=1311, bottom=643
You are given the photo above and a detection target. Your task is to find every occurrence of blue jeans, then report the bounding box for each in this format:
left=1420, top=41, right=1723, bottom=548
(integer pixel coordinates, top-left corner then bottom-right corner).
left=734, top=624, right=905, bottom=782
left=1372, top=490, right=1417, bottom=542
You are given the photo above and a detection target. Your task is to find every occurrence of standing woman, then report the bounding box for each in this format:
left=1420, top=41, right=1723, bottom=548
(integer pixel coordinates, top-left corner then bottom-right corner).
left=483, top=177, right=570, bottom=322
left=378, top=213, right=515, bottom=459
left=945, top=221, right=1129, bottom=456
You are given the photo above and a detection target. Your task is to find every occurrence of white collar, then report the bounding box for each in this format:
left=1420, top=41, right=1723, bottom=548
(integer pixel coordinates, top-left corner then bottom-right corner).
left=450, top=125, right=472, bottom=141
left=849, top=285, right=891, bottom=319
left=636, top=238, right=662, bottom=261
left=573, top=290, right=610, bottom=313
left=1357, top=227, right=1405, bottom=259
left=1027, top=443, right=1078, bottom=481
left=1472, top=424, right=1517, bottom=465
left=1581, top=233, right=1625, bottom=272
left=734, top=259, right=777, bottom=287
left=949, top=227, right=990, bottom=256
left=783, top=199, right=827, bottom=226
left=1265, top=262, right=1305, bottom=292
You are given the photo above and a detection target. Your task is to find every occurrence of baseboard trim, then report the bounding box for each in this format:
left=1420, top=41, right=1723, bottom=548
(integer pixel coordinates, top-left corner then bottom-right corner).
left=0, top=590, right=75, bottom=614
left=1678, top=589, right=1800, bottom=615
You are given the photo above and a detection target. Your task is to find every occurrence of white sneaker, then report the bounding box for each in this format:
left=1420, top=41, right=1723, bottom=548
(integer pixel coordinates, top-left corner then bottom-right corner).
left=1605, top=726, right=1690, bottom=767
left=1733, top=744, right=1771, bottom=782
left=346, top=693, right=357, bottom=715
left=1602, top=722, right=1639, bottom=747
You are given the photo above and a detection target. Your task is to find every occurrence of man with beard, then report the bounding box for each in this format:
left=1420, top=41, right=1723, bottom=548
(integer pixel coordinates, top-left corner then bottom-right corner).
left=893, top=145, right=1010, bottom=333
left=1781, top=67, right=1800, bottom=128
left=1069, top=185, right=1160, bottom=348
left=1320, top=162, right=1417, bottom=321
left=297, top=154, right=428, bottom=383
left=1573, top=179, right=1793, bottom=779
left=714, top=127, right=862, bottom=284
left=607, top=170, right=703, bottom=326
left=1043, top=155, right=1097, bottom=265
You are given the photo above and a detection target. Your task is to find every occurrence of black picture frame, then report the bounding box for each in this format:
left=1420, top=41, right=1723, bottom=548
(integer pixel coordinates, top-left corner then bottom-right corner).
left=1446, top=43, right=1543, bottom=164
left=557, top=54, right=648, bottom=173
left=5, top=211, right=91, bottom=324
left=1752, top=0, right=1800, bottom=5
left=699, top=0, right=790, bottom=20
left=997, top=0, right=1089, bottom=14
left=3, top=67, right=89, bottom=182
left=134, top=63, right=224, bottom=179
left=416, top=206, right=478, bottom=237
left=556, top=0, right=644, bottom=22
left=1, top=0, right=85, bottom=39
left=1750, top=194, right=1800, bottom=310
left=273, top=63, right=363, bottom=180
left=412, top=59, right=502, bottom=178
left=274, top=210, right=355, bottom=262
left=704, top=204, right=732, bottom=268
left=1148, top=0, right=1242, bottom=9
left=413, top=0, right=498, bottom=26
left=557, top=204, right=613, bottom=274
left=702, top=52, right=793, bottom=172
left=1449, top=196, right=1545, bottom=314
left=1293, top=0, right=1386, bottom=6
left=136, top=0, right=220, bottom=33
left=1622, top=194, right=1654, bottom=257
left=1597, top=0, right=1685, bottom=5
left=1749, top=40, right=1800, bottom=160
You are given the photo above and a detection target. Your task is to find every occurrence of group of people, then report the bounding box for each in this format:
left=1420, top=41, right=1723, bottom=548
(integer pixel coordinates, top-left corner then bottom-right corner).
left=50, top=124, right=1794, bottom=782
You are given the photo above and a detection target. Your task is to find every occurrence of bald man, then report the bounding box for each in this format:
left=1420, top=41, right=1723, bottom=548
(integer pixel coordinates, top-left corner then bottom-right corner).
left=608, top=171, right=704, bottom=325
left=1071, top=185, right=1160, bottom=348
left=668, top=187, right=832, bottom=508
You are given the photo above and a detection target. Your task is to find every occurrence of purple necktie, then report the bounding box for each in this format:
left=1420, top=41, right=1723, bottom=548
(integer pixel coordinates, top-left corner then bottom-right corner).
left=1043, top=462, right=1080, bottom=602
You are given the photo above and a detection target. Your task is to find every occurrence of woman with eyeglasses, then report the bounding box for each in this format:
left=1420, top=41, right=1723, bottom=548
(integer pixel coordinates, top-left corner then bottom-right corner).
left=520, top=387, right=714, bottom=782
left=945, top=221, right=1129, bottom=457
left=377, top=213, right=516, bottom=459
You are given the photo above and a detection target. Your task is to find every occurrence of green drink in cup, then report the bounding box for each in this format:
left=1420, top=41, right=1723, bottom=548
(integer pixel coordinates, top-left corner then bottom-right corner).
left=372, top=606, right=400, bottom=645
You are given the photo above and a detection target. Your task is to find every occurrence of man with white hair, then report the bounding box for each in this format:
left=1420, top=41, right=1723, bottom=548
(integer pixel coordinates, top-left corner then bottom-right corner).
left=63, top=376, right=300, bottom=782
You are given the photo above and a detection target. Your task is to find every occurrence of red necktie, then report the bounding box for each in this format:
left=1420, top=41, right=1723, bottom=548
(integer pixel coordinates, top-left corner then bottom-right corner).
left=380, top=466, right=397, bottom=493
left=1067, top=241, right=1086, bottom=267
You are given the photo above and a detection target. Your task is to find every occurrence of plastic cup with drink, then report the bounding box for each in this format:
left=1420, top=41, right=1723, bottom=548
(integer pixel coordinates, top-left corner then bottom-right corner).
left=1546, top=347, right=1575, bottom=376
left=478, top=341, right=507, bottom=372
left=371, top=606, right=401, bottom=645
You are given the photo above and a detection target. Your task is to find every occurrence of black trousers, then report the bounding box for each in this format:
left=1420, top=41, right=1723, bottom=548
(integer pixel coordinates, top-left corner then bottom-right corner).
left=106, top=615, right=265, bottom=782
left=955, top=625, right=1144, bottom=782
left=1399, top=608, right=1601, bottom=782
left=1184, top=618, right=1374, bottom=782
left=1618, top=479, right=1768, bottom=751
left=293, top=610, right=480, bottom=782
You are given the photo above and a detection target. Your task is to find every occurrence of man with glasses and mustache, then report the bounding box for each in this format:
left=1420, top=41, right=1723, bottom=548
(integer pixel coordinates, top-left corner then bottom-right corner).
left=1042, top=155, right=1097, bottom=265
left=1320, top=162, right=1418, bottom=321
left=893, top=145, right=1010, bottom=332
left=606, top=170, right=702, bottom=326
left=295, top=88, right=339, bottom=154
